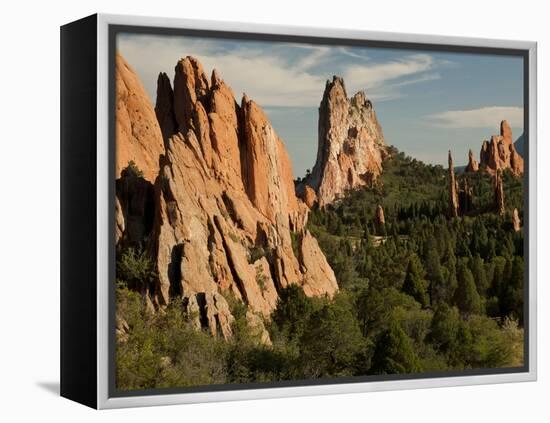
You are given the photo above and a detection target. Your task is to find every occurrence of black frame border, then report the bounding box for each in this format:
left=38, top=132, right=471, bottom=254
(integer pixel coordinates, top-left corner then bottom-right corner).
left=60, top=14, right=98, bottom=409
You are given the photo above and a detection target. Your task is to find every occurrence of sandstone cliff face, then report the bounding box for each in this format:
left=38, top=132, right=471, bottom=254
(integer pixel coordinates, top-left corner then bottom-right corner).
left=115, top=53, right=165, bottom=182
left=478, top=120, right=524, bottom=176
left=116, top=55, right=338, bottom=340
left=299, top=185, right=318, bottom=209
left=302, top=77, right=387, bottom=207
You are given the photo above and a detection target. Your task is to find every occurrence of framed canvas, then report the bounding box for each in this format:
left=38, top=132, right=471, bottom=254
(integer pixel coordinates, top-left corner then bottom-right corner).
left=60, top=14, right=537, bottom=409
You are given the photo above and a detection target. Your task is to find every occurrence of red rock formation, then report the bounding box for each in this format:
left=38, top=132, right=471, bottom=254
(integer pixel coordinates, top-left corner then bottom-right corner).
left=478, top=120, right=524, bottom=176
left=115, top=53, right=165, bottom=182
left=117, top=55, right=339, bottom=339
left=155, top=72, right=176, bottom=141
left=448, top=151, right=459, bottom=218
left=240, top=97, right=300, bottom=223
left=299, top=185, right=318, bottom=209
left=465, top=149, right=479, bottom=173
left=512, top=208, right=521, bottom=232
left=375, top=204, right=386, bottom=235
left=304, top=77, right=387, bottom=207
left=494, top=170, right=505, bottom=216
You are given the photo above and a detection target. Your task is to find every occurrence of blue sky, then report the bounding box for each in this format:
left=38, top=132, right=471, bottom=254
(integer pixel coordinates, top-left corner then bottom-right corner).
left=117, top=33, right=524, bottom=177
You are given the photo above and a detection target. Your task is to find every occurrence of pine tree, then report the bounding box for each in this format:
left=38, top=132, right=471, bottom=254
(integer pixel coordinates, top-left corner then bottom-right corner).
left=402, top=256, right=430, bottom=307
left=454, top=259, right=482, bottom=315
left=371, top=318, right=422, bottom=374
left=299, top=294, right=365, bottom=377
left=470, top=254, right=489, bottom=296
left=425, top=243, right=445, bottom=304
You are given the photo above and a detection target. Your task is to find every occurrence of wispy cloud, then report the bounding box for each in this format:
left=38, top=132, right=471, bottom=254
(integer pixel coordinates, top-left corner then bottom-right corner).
left=344, top=54, right=436, bottom=89
left=425, top=106, right=523, bottom=128
left=117, top=34, right=444, bottom=107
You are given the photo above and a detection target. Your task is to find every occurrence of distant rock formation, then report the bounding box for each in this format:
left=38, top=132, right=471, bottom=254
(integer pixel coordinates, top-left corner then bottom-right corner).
left=115, top=53, right=165, bottom=182
left=448, top=151, right=459, bottom=218
left=512, top=208, right=521, bottom=232
left=479, top=120, right=524, bottom=176
left=375, top=204, right=386, bottom=235
left=115, top=54, right=339, bottom=340
left=465, top=149, right=479, bottom=173
left=494, top=170, right=505, bottom=216
left=300, top=76, right=387, bottom=207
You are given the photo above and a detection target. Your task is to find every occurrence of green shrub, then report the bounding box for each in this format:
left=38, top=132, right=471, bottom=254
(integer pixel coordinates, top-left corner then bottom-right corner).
left=116, top=247, right=156, bottom=291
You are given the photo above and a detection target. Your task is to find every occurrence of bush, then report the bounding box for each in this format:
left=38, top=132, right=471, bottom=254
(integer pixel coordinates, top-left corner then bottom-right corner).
left=116, top=247, right=156, bottom=291
left=124, top=160, right=144, bottom=178
left=115, top=287, right=227, bottom=390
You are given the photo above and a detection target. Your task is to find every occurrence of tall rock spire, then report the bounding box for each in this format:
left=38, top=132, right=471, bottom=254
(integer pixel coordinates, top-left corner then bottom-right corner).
left=448, top=150, right=459, bottom=218
left=465, top=149, right=479, bottom=172
left=375, top=204, right=386, bottom=235
left=494, top=170, right=505, bottom=216
left=301, top=76, right=387, bottom=207
left=512, top=208, right=521, bottom=232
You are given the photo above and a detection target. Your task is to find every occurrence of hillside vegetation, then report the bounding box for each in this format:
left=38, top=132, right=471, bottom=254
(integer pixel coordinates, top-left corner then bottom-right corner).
left=116, top=147, right=524, bottom=390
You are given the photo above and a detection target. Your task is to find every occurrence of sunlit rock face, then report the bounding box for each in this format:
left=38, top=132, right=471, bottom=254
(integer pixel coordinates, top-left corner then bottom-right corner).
left=302, top=76, right=387, bottom=207
left=115, top=54, right=338, bottom=341
left=479, top=120, right=524, bottom=176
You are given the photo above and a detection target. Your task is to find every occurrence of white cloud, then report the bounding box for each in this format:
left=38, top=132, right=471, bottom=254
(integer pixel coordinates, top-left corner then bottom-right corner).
left=425, top=106, right=524, bottom=128
left=345, top=54, right=434, bottom=86
left=117, top=34, right=443, bottom=108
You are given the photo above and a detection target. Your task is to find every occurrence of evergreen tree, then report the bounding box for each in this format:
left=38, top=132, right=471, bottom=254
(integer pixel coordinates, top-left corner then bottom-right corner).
left=425, top=244, right=445, bottom=304
left=470, top=254, right=489, bottom=296
left=402, top=256, right=430, bottom=307
left=271, top=285, right=314, bottom=341
left=454, top=259, right=482, bottom=315
left=371, top=318, right=422, bottom=374
left=429, top=303, right=461, bottom=354
left=299, top=294, right=365, bottom=378
left=500, top=256, right=524, bottom=321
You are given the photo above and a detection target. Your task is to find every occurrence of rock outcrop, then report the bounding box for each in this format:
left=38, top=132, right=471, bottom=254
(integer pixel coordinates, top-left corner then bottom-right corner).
left=494, top=170, right=505, bottom=216
left=116, top=54, right=339, bottom=340
left=375, top=204, right=386, bottom=235
left=115, top=53, right=165, bottom=182
left=299, top=185, right=318, bottom=209
left=512, top=208, right=521, bottom=232
left=448, top=151, right=459, bottom=218
left=301, top=77, right=387, bottom=207
left=465, top=149, right=479, bottom=173
left=478, top=120, right=524, bottom=176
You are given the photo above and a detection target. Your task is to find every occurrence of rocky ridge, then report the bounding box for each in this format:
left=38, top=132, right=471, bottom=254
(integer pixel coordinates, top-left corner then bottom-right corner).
left=115, top=55, right=338, bottom=341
